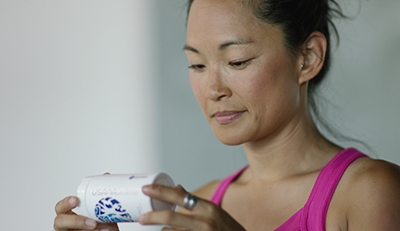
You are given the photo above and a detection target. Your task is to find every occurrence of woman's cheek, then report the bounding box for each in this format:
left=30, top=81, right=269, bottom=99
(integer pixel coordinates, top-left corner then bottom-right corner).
left=190, top=75, right=205, bottom=104
left=243, top=68, right=275, bottom=96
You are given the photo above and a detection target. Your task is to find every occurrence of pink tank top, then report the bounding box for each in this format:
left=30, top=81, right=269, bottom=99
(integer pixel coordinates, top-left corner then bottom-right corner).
left=210, top=148, right=367, bottom=231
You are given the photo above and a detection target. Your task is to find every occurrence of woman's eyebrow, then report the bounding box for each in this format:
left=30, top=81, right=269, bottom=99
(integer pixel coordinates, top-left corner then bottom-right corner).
left=183, top=39, right=254, bottom=54
left=218, top=39, right=254, bottom=50
left=183, top=44, right=199, bottom=53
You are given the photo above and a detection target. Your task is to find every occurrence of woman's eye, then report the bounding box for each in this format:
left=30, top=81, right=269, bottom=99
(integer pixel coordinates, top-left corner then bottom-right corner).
left=228, top=59, right=251, bottom=68
left=188, top=64, right=206, bottom=71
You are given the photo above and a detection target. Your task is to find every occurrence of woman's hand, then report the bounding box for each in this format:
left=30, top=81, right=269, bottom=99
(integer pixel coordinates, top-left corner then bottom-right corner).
left=139, top=184, right=246, bottom=231
left=53, top=196, right=119, bottom=231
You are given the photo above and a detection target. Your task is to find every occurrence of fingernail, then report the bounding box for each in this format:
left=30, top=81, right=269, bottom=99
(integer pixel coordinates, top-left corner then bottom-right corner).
left=68, top=197, right=76, bottom=205
left=85, top=218, right=96, bottom=228
left=142, top=185, right=151, bottom=193
left=138, top=214, right=145, bottom=223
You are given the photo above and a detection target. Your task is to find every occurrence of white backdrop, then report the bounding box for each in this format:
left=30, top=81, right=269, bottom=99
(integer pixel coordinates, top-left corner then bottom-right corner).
left=0, top=1, right=161, bottom=230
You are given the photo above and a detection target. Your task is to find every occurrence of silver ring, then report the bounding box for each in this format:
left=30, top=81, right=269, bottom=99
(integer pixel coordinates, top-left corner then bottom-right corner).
left=183, top=193, right=198, bottom=210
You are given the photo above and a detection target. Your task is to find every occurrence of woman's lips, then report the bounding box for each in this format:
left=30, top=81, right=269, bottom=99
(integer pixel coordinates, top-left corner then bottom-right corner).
left=212, top=111, right=246, bottom=125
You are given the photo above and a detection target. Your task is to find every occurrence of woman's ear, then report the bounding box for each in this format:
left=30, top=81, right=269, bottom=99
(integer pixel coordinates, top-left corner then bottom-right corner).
left=298, top=31, right=327, bottom=84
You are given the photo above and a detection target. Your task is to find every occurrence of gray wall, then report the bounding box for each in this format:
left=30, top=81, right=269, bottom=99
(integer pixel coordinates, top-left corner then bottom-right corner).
left=154, top=0, right=400, bottom=192
left=0, top=1, right=159, bottom=230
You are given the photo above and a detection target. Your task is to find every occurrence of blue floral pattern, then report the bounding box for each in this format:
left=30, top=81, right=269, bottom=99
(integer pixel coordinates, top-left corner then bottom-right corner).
left=95, top=197, right=134, bottom=222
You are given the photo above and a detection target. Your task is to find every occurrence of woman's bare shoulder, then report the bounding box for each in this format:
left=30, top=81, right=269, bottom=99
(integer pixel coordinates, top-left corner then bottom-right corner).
left=347, top=157, right=400, bottom=190
left=343, top=157, right=400, bottom=230
left=192, top=180, right=222, bottom=201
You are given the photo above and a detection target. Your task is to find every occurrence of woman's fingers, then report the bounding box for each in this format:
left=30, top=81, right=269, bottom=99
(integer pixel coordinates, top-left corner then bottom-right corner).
left=54, top=213, right=119, bottom=231
left=140, top=184, right=245, bottom=231
left=139, top=210, right=202, bottom=230
left=140, top=184, right=220, bottom=230
left=55, top=196, right=79, bottom=215
left=142, top=184, right=186, bottom=205
left=96, top=222, right=120, bottom=231
left=54, top=196, right=117, bottom=231
left=142, top=184, right=204, bottom=211
left=162, top=226, right=190, bottom=231
left=53, top=213, right=97, bottom=230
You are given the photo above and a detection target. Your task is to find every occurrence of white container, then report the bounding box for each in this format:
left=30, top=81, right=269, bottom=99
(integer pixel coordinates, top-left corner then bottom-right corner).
left=75, top=173, right=175, bottom=223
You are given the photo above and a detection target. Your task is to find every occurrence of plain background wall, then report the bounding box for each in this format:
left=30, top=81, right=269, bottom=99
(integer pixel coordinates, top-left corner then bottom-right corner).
left=0, top=1, right=160, bottom=230
left=154, top=0, right=400, bottom=192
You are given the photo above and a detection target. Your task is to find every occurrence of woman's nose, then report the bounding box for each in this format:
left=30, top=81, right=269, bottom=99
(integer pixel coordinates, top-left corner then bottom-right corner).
left=205, top=68, right=232, bottom=101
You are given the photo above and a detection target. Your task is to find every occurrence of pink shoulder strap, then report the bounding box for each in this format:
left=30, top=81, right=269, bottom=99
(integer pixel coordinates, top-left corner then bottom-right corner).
left=301, top=148, right=367, bottom=230
left=210, top=167, right=247, bottom=205
left=209, top=148, right=367, bottom=231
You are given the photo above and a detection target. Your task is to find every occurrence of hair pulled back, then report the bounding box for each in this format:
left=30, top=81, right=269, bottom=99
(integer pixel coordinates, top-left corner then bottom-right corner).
left=186, top=0, right=346, bottom=118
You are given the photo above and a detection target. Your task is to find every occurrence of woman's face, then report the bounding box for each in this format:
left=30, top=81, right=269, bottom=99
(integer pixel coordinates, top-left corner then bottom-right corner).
left=185, top=0, right=304, bottom=145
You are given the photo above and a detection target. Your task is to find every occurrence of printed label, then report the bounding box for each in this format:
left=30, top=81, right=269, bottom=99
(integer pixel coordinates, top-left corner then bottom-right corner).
left=95, top=197, right=135, bottom=222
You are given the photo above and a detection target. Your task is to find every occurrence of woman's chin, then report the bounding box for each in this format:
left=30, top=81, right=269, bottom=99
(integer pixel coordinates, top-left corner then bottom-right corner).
left=213, top=132, right=247, bottom=146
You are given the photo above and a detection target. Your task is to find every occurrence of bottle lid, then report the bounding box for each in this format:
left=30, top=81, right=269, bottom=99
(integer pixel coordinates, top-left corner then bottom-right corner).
left=151, top=173, right=176, bottom=211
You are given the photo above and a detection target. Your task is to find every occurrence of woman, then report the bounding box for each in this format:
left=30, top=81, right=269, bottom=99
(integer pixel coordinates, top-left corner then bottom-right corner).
left=53, top=0, right=400, bottom=230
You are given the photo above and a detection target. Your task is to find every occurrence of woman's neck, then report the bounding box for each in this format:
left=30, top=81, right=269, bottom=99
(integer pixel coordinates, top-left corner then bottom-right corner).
left=242, top=111, right=341, bottom=182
